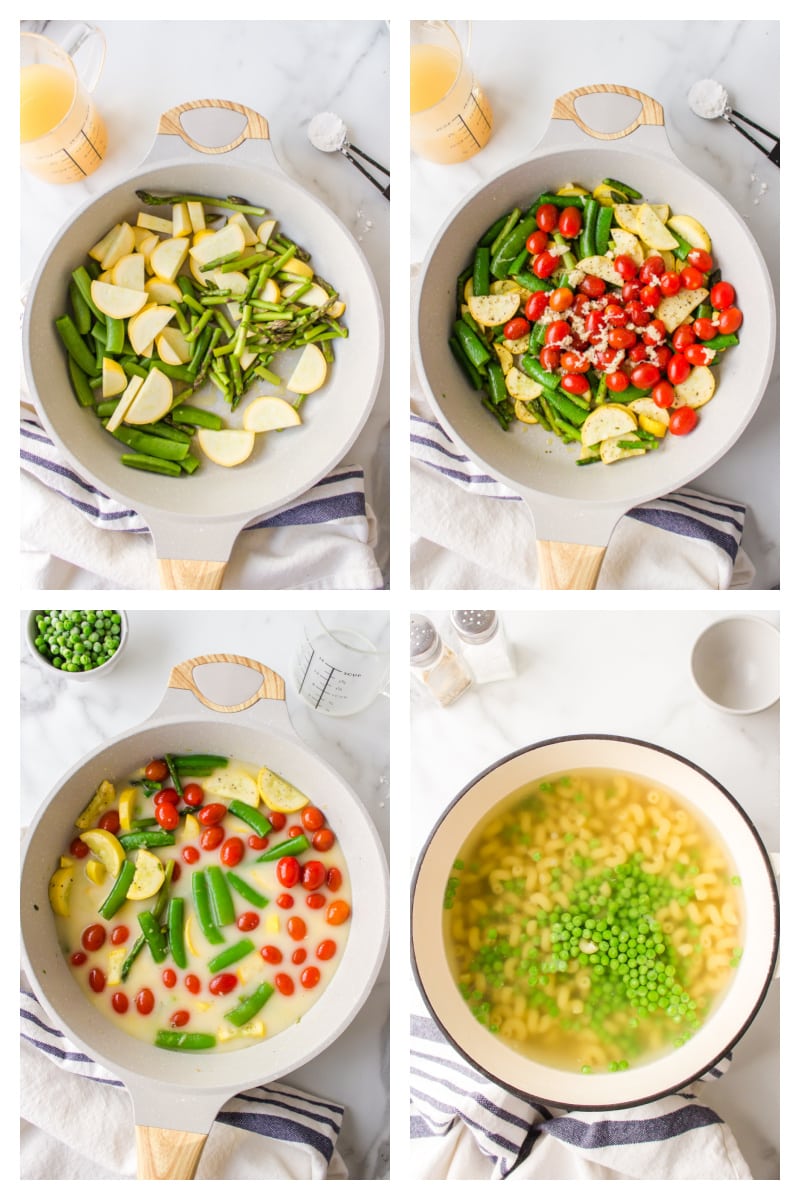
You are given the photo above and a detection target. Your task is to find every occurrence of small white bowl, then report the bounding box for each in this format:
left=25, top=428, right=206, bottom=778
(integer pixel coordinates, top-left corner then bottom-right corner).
left=26, top=609, right=128, bottom=681
left=690, top=616, right=779, bottom=714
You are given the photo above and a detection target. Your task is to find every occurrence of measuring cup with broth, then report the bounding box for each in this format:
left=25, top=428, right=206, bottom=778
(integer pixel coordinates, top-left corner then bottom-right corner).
left=292, top=614, right=388, bottom=717
left=20, top=25, right=107, bottom=184
left=410, top=21, right=493, bottom=164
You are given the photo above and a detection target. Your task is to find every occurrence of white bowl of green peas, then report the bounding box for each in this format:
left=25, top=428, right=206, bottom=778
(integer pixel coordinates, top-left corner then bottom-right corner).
left=27, top=609, right=128, bottom=679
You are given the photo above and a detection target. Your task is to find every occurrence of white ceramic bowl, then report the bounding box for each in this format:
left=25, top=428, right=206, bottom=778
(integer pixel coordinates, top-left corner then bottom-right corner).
left=690, top=617, right=780, bottom=714
left=26, top=609, right=128, bottom=681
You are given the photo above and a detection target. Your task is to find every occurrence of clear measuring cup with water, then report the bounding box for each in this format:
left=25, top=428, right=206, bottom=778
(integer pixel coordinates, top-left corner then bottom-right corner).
left=292, top=613, right=388, bottom=716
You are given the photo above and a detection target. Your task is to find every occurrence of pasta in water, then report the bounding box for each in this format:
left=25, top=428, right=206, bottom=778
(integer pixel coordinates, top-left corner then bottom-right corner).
left=443, top=769, right=743, bottom=1073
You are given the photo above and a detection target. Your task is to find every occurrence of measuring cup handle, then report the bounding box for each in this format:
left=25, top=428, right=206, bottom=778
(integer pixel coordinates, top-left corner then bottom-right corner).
left=62, top=21, right=106, bottom=93
left=167, top=654, right=285, bottom=714
left=157, top=99, right=270, bottom=155
left=551, top=84, right=664, bottom=140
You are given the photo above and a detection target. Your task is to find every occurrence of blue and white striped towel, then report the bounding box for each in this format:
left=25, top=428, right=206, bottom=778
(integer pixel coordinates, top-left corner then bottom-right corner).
left=21, top=984, right=349, bottom=1179
left=410, top=411, right=755, bottom=590
left=410, top=1003, right=751, bottom=1180
left=20, top=414, right=383, bottom=589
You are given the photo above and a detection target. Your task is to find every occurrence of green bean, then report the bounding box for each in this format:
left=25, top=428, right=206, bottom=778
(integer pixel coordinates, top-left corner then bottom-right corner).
left=511, top=271, right=551, bottom=293
left=226, top=871, right=270, bottom=908
left=67, top=358, right=95, bottom=407
left=206, top=865, right=236, bottom=927
left=224, top=981, right=274, bottom=1027
left=602, top=178, right=642, bottom=200
left=171, top=753, right=229, bottom=774
left=119, top=453, right=182, bottom=477
left=69, top=279, right=92, bottom=335
left=55, top=315, right=97, bottom=375
left=166, top=896, right=187, bottom=969
left=535, top=193, right=588, bottom=208
left=105, top=317, right=125, bottom=355
left=138, top=910, right=168, bottom=963
left=542, top=388, right=589, bottom=428
left=485, top=361, right=508, bottom=410
left=71, top=266, right=106, bottom=322
left=207, top=938, right=256, bottom=973
left=703, top=333, right=739, bottom=351
left=120, top=934, right=146, bottom=981
left=110, top=427, right=190, bottom=461
left=454, top=319, right=491, bottom=369
left=671, top=231, right=692, bottom=261
left=489, top=209, right=520, bottom=255
left=594, top=205, right=614, bottom=256
left=153, top=859, right=175, bottom=922
left=604, top=385, right=651, bottom=404
left=471, top=245, right=490, bottom=297
left=98, top=859, right=136, bottom=920
left=519, top=354, right=561, bottom=391
left=576, top=454, right=602, bottom=465
left=118, top=830, right=176, bottom=850
left=155, top=1030, right=216, bottom=1051
left=191, top=870, right=225, bottom=945
left=227, top=800, right=272, bottom=838
left=256, top=834, right=311, bottom=862
left=578, top=199, right=598, bottom=260
left=449, top=335, right=483, bottom=389
left=490, top=216, right=538, bottom=279
left=170, top=405, right=223, bottom=430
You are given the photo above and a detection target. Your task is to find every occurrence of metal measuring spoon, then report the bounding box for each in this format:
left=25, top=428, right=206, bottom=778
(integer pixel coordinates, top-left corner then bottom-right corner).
left=688, top=79, right=779, bottom=167
left=308, top=112, right=390, bottom=199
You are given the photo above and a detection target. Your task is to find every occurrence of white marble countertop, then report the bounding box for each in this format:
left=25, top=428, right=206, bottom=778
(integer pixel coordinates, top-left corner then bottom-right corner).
left=20, top=608, right=389, bottom=1180
left=20, top=18, right=389, bottom=585
left=410, top=608, right=779, bottom=1179
left=411, top=20, right=779, bottom=588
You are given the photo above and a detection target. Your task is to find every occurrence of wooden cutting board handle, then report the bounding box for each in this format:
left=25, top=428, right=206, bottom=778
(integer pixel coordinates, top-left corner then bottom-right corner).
left=158, top=559, right=228, bottom=590
left=135, top=1126, right=208, bottom=1179
left=537, top=540, right=606, bottom=589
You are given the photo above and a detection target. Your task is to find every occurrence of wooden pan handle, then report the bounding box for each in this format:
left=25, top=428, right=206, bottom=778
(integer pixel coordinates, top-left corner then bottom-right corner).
left=551, top=84, right=664, bottom=140
left=135, top=1125, right=207, bottom=1179
left=168, top=653, right=285, bottom=712
left=157, top=98, right=270, bottom=154
left=537, top=540, right=606, bottom=589
left=158, top=559, right=228, bottom=590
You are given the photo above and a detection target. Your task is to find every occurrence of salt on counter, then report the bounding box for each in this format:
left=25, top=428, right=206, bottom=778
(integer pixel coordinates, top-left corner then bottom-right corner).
left=688, top=79, right=729, bottom=120
left=308, top=111, right=347, bottom=153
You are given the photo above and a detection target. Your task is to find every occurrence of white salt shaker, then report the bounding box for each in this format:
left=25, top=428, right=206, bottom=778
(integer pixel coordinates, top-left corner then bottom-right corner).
left=410, top=613, right=472, bottom=706
left=449, top=610, right=515, bottom=684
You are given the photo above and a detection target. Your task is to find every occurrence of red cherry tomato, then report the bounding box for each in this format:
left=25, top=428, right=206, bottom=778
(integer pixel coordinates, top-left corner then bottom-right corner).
left=327, top=867, right=343, bottom=892
left=277, top=856, right=300, bottom=888
left=301, top=860, right=327, bottom=891
left=621, top=280, right=641, bottom=302
left=200, top=825, right=225, bottom=851
left=111, top=991, right=128, bottom=1014
left=248, top=834, right=269, bottom=851
left=307, top=893, right=326, bottom=909
left=639, top=284, right=662, bottom=309
left=98, top=811, right=120, bottom=834
left=687, top=248, right=713, bottom=273
left=135, top=987, right=155, bottom=1014
left=312, top=829, right=336, bottom=852
left=162, top=967, right=177, bottom=988
left=287, top=916, right=307, bottom=941
left=680, top=265, right=705, bottom=290
left=275, top=973, right=295, bottom=996
left=642, top=319, right=666, bottom=346
left=545, top=320, right=571, bottom=346
left=220, top=836, right=244, bottom=867
left=182, top=845, right=200, bottom=865
left=627, top=343, right=648, bottom=364
left=503, top=316, right=531, bottom=341
left=326, top=900, right=351, bottom=926
left=287, top=825, right=303, bottom=838
left=659, top=272, right=681, bottom=297
left=170, top=1010, right=190, bottom=1028
left=292, top=948, right=308, bottom=964
left=88, top=968, right=106, bottom=993
left=185, top=974, right=201, bottom=995
left=603, top=303, right=626, bottom=328
left=561, top=373, right=588, bottom=396
left=81, top=924, right=106, bottom=952
left=560, top=350, right=589, bottom=374
left=145, top=760, right=168, bottom=782
left=558, top=205, right=582, bottom=238
left=640, top=255, right=666, bottom=282
left=718, top=307, right=743, bottom=335
left=301, top=967, right=321, bottom=990
left=152, top=787, right=179, bottom=808
left=260, top=945, right=283, bottom=965
left=526, top=229, right=549, bottom=255
left=535, top=203, right=558, bottom=232
left=110, top=924, right=129, bottom=945
left=625, top=300, right=650, bottom=327
left=155, top=800, right=180, bottom=831
left=237, top=911, right=260, bottom=932
left=198, top=803, right=226, bottom=826
left=686, top=345, right=715, bottom=366
left=268, top=811, right=287, bottom=831
left=608, top=328, right=637, bottom=351
left=667, top=354, right=691, bottom=385
left=525, top=291, right=548, bottom=322
left=276, top=893, right=294, bottom=909
left=630, top=363, right=662, bottom=390
left=672, top=324, right=696, bottom=351
left=549, top=287, right=574, bottom=313
left=316, top=939, right=337, bottom=961
left=693, top=317, right=717, bottom=341
left=70, top=837, right=89, bottom=859
left=578, top=275, right=606, bottom=300
left=539, top=345, right=561, bottom=371
left=652, top=345, right=672, bottom=372
left=69, top=951, right=87, bottom=967
left=652, top=381, right=675, bottom=409
left=169, top=861, right=181, bottom=883
left=182, top=782, right=204, bottom=807
left=209, top=973, right=238, bottom=996
left=613, top=254, right=638, bottom=282
left=532, top=251, right=559, bottom=279
left=710, top=281, right=736, bottom=309
left=669, top=406, right=699, bottom=436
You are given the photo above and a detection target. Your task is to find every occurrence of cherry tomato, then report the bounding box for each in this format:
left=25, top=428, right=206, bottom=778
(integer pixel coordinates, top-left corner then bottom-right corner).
left=642, top=319, right=666, bottom=346
left=558, top=205, right=582, bottom=238
left=526, top=229, right=549, bottom=255
left=579, top=275, right=606, bottom=299
left=237, top=911, right=260, bottom=932
left=545, top=320, right=571, bottom=346
left=170, top=1010, right=190, bottom=1028
left=182, top=782, right=204, bottom=807
left=532, top=251, right=559, bottom=279
left=503, top=316, right=531, bottom=341
left=613, top=254, right=638, bottom=281
left=292, top=948, right=307, bottom=964
left=135, top=987, right=155, bottom=1014
left=630, top=363, right=661, bottom=390
left=672, top=324, right=696, bottom=351
left=145, top=759, right=168, bottom=782
left=608, top=328, right=637, bottom=351
left=640, top=255, right=666, bottom=282
left=693, top=317, right=717, bottom=341
left=667, top=354, right=691, bottom=385
left=98, top=811, right=120, bottom=834
left=525, top=291, right=548, bottom=322
left=326, top=900, right=351, bottom=926
left=669, top=406, right=699, bottom=436
left=301, top=860, right=327, bottom=891
left=260, top=945, right=283, bottom=965
left=621, top=280, right=641, bottom=302
left=312, top=829, right=336, bottom=852
left=710, top=281, right=736, bottom=309
left=198, top=803, right=226, bottom=826
left=184, top=974, right=201, bottom=995
left=200, top=825, right=224, bottom=851
left=152, top=787, right=179, bottom=808
left=535, top=203, right=558, bottom=232
left=686, top=344, right=715, bottom=366
left=288, top=825, right=303, bottom=838
left=307, top=893, right=326, bottom=909
left=162, top=967, right=177, bottom=988
left=82, top=924, right=107, bottom=952
left=625, top=300, right=650, bottom=327
left=659, top=272, right=681, bottom=297
left=639, top=284, right=662, bottom=309
left=584, top=310, right=606, bottom=336
left=268, top=811, right=287, bottom=831
left=170, top=861, right=181, bottom=883
left=110, top=924, right=129, bottom=945
left=627, top=343, right=648, bottom=364
left=69, top=951, right=87, bottom=967
left=301, top=967, right=321, bottom=990
left=652, top=344, right=672, bottom=371
left=276, top=893, right=294, bottom=909
left=718, top=306, right=743, bottom=335
left=288, top=917, right=309, bottom=942
left=277, top=856, right=300, bottom=888
left=88, top=968, right=106, bottom=994
left=561, top=373, right=588, bottom=396
left=687, top=248, right=713, bottom=273
left=549, top=287, right=574, bottom=313
left=209, top=973, right=238, bottom=996
left=539, top=345, right=561, bottom=371
left=182, top=845, right=200, bottom=865
left=327, top=867, right=343, bottom=892
left=652, top=381, right=675, bottom=409
left=275, top=973, right=295, bottom=996
left=560, top=350, right=589, bottom=374
left=220, top=836, right=244, bottom=867
left=316, top=939, right=337, bottom=961
left=111, top=992, right=128, bottom=1014
left=604, top=303, right=626, bottom=328
left=70, top=837, right=89, bottom=859
left=248, top=834, right=269, bottom=851
left=155, top=800, right=180, bottom=831
left=596, top=347, right=621, bottom=368
left=680, top=265, right=705, bottom=290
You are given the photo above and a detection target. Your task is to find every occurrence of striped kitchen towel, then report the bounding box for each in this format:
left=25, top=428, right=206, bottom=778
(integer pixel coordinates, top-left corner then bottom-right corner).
left=20, top=984, right=349, bottom=1179
left=20, top=415, right=383, bottom=589
left=409, top=1006, right=751, bottom=1180
left=410, top=411, right=755, bottom=590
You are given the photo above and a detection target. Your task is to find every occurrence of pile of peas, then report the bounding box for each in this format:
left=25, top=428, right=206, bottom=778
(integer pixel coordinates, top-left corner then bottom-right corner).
left=32, top=609, right=123, bottom=672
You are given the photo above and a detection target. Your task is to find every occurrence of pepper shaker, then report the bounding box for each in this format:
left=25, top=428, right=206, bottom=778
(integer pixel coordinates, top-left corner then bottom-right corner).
left=449, top=610, right=515, bottom=684
left=410, top=613, right=472, bottom=706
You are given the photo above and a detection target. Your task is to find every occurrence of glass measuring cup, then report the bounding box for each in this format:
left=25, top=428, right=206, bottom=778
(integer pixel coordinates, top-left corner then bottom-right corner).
left=20, top=24, right=107, bottom=183
left=410, top=20, right=493, bottom=164
left=292, top=613, right=389, bottom=717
